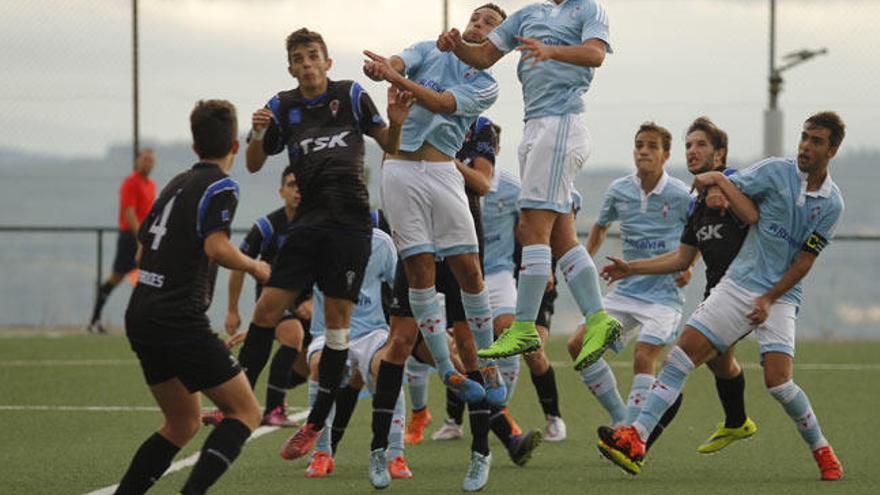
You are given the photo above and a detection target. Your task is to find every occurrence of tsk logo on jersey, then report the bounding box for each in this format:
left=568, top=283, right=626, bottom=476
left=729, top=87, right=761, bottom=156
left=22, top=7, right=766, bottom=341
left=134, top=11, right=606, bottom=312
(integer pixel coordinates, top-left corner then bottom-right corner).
left=695, top=224, right=724, bottom=242
left=299, top=131, right=351, bottom=155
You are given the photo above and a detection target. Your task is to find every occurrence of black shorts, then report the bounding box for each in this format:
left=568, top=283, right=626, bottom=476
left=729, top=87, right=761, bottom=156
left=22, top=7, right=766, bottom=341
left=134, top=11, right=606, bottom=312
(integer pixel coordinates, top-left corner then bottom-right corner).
left=113, top=230, right=138, bottom=274
left=388, top=259, right=465, bottom=323
left=268, top=225, right=371, bottom=302
left=535, top=285, right=557, bottom=330
left=128, top=332, right=242, bottom=393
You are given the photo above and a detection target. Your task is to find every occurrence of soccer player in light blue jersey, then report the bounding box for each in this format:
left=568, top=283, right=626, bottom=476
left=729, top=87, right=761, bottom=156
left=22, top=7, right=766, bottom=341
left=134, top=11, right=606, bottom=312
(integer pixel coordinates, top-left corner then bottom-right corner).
left=570, top=123, right=690, bottom=455
left=301, top=225, right=414, bottom=480
left=438, top=0, right=621, bottom=367
left=362, top=5, right=506, bottom=491
left=598, top=112, right=846, bottom=482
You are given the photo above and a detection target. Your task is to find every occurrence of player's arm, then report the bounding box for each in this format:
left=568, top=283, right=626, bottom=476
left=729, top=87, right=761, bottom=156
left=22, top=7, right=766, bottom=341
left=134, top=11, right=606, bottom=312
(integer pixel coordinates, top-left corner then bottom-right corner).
left=747, top=251, right=816, bottom=325
left=456, top=157, right=492, bottom=196
left=436, top=29, right=505, bottom=70
left=517, top=37, right=606, bottom=68
left=123, top=206, right=140, bottom=234
left=368, top=86, right=413, bottom=154
left=363, top=50, right=457, bottom=114
left=586, top=223, right=608, bottom=257
left=692, top=171, right=759, bottom=225
left=601, top=244, right=700, bottom=284
left=205, top=232, right=270, bottom=283
left=226, top=270, right=245, bottom=335
left=246, top=108, right=273, bottom=173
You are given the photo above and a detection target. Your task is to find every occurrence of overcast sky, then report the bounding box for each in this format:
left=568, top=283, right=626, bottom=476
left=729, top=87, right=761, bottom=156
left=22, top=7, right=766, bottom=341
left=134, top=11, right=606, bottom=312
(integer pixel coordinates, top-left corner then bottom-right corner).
left=1, top=0, right=877, bottom=171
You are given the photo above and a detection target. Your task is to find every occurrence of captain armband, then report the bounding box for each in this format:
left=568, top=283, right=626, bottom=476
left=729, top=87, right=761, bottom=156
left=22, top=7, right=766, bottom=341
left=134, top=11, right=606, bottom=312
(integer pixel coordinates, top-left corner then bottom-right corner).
left=801, top=231, right=829, bottom=256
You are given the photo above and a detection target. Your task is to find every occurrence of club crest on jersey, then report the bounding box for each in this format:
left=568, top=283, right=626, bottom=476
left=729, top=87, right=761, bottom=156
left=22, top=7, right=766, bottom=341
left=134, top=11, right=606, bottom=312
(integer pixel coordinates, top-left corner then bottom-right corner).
left=810, top=206, right=821, bottom=221
left=662, top=202, right=670, bottom=219
left=464, top=68, right=477, bottom=79
left=330, top=99, right=340, bottom=118
left=288, top=108, right=302, bottom=125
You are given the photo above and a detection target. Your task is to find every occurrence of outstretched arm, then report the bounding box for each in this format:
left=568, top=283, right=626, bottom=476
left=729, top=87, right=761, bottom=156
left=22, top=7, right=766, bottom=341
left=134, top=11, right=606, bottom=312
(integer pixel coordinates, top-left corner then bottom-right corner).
left=204, top=232, right=270, bottom=283
left=517, top=37, right=607, bottom=68
left=367, top=86, right=414, bottom=154
left=436, top=28, right=505, bottom=70
left=363, top=51, right=458, bottom=114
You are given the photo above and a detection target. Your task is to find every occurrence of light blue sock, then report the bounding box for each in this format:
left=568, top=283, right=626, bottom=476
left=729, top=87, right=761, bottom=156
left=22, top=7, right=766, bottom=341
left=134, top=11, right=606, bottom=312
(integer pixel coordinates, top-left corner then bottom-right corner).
left=461, top=289, right=494, bottom=350
left=498, top=355, right=520, bottom=404
left=387, top=390, right=407, bottom=459
left=515, top=245, right=552, bottom=321
left=405, top=356, right=431, bottom=411
left=633, top=346, right=694, bottom=440
left=769, top=380, right=829, bottom=450
left=409, top=287, right=454, bottom=378
left=579, top=358, right=627, bottom=424
left=625, top=374, right=656, bottom=425
left=559, top=245, right=604, bottom=318
left=308, top=380, right=334, bottom=453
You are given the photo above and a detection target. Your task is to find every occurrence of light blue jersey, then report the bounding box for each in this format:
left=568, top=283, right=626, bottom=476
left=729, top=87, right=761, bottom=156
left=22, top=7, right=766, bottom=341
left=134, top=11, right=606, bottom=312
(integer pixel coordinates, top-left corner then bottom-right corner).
left=597, top=172, right=691, bottom=309
left=487, top=0, right=612, bottom=120
left=397, top=41, right=499, bottom=158
left=482, top=169, right=522, bottom=275
left=310, top=228, right=397, bottom=340
left=726, top=158, right=844, bottom=305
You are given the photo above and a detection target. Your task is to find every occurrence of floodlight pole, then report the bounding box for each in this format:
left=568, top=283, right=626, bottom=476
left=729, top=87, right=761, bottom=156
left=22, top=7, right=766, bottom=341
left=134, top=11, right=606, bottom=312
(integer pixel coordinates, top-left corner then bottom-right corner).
left=132, top=0, right=140, bottom=164
left=443, top=0, right=449, bottom=31
left=763, top=0, right=828, bottom=157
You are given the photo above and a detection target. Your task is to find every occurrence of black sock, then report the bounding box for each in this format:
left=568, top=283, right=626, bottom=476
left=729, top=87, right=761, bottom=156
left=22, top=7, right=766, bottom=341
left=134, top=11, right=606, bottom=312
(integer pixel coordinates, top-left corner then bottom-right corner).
left=646, top=393, right=683, bottom=451
left=265, top=345, right=299, bottom=414
left=287, top=369, right=308, bottom=390
left=114, top=432, right=180, bottom=495
left=716, top=372, right=747, bottom=428
left=306, top=347, right=348, bottom=427
left=530, top=366, right=561, bottom=418
left=371, top=360, right=404, bottom=451
left=467, top=371, right=490, bottom=456
left=238, top=323, right=276, bottom=388
left=330, top=385, right=361, bottom=454
left=489, top=406, right=514, bottom=449
left=446, top=388, right=465, bottom=425
left=90, top=282, right=114, bottom=324
left=179, top=419, right=250, bottom=495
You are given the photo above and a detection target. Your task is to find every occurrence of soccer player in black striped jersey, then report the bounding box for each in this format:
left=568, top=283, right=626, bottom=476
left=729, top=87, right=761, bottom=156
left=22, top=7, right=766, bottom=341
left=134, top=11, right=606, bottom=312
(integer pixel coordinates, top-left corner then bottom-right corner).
left=114, top=100, right=270, bottom=495
left=600, top=117, right=757, bottom=456
left=219, top=167, right=312, bottom=428
left=242, top=28, right=413, bottom=461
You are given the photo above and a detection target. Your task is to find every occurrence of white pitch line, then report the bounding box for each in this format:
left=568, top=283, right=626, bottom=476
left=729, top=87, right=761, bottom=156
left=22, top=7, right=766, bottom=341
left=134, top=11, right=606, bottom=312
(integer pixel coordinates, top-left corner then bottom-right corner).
left=0, top=359, right=137, bottom=367
left=83, top=408, right=310, bottom=495
left=550, top=360, right=880, bottom=371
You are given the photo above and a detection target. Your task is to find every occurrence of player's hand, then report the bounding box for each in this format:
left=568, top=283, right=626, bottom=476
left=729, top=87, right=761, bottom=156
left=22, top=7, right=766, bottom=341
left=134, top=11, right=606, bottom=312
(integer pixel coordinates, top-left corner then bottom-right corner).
left=545, top=277, right=555, bottom=293
left=363, top=51, right=401, bottom=83
left=251, top=108, right=273, bottom=133
left=224, top=310, right=241, bottom=336
left=705, top=185, right=729, bottom=211
left=387, top=85, right=415, bottom=125
left=675, top=268, right=692, bottom=288
left=690, top=171, right=723, bottom=195
left=437, top=28, right=463, bottom=52
left=226, top=331, right=247, bottom=349
left=250, top=260, right=271, bottom=284
left=747, top=294, right=773, bottom=325
left=516, top=36, right=556, bottom=66
left=601, top=256, right=631, bottom=284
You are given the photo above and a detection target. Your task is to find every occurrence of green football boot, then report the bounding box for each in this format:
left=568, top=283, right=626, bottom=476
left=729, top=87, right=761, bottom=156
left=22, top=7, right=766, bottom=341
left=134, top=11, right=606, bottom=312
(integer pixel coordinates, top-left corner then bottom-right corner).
left=697, top=417, right=758, bottom=454
left=573, top=310, right=622, bottom=371
left=477, top=321, right=541, bottom=359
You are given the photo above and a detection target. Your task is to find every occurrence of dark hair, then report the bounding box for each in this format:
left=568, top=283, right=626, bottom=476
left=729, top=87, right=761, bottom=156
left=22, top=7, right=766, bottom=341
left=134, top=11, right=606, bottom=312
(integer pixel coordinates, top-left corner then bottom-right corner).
left=190, top=99, right=237, bottom=160
left=281, top=165, right=296, bottom=186
left=805, top=111, right=846, bottom=148
left=286, top=28, right=328, bottom=62
left=687, top=116, right=729, bottom=165
left=635, top=122, right=672, bottom=152
left=475, top=3, right=507, bottom=20
left=491, top=123, right=502, bottom=139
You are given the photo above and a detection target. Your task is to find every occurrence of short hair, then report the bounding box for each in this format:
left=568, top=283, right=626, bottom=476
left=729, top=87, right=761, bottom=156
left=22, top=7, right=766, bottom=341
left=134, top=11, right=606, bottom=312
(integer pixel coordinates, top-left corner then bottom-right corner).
left=687, top=116, right=729, bottom=165
left=805, top=111, right=846, bottom=148
left=475, top=3, right=507, bottom=20
left=635, top=122, right=672, bottom=152
left=281, top=165, right=296, bottom=186
left=286, top=28, right=328, bottom=62
left=190, top=99, right=237, bottom=160
left=491, top=123, right=502, bottom=139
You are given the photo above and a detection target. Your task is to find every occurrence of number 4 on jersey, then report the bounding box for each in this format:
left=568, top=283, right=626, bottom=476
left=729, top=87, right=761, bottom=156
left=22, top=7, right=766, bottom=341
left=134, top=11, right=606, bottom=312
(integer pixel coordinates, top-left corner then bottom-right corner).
left=148, top=196, right=177, bottom=250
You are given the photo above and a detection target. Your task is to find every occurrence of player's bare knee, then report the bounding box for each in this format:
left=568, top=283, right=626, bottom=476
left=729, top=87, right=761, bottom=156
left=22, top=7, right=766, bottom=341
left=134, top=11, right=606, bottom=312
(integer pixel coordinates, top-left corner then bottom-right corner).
left=163, top=415, right=201, bottom=445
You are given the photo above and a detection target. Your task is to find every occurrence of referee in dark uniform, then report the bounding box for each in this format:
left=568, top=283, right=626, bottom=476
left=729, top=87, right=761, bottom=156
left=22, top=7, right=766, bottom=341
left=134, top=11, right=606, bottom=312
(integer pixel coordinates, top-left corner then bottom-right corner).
left=112, top=99, right=270, bottom=495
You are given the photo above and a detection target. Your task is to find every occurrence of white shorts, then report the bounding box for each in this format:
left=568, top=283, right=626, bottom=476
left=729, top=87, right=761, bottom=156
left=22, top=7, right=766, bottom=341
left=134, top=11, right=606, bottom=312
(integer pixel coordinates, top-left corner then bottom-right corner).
left=307, top=329, right=389, bottom=390
left=604, top=291, right=682, bottom=351
left=381, top=159, right=478, bottom=259
left=518, top=114, right=591, bottom=214
left=687, top=277, right=797, bottom=357
left=485, top=270, right=516, bottom=319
